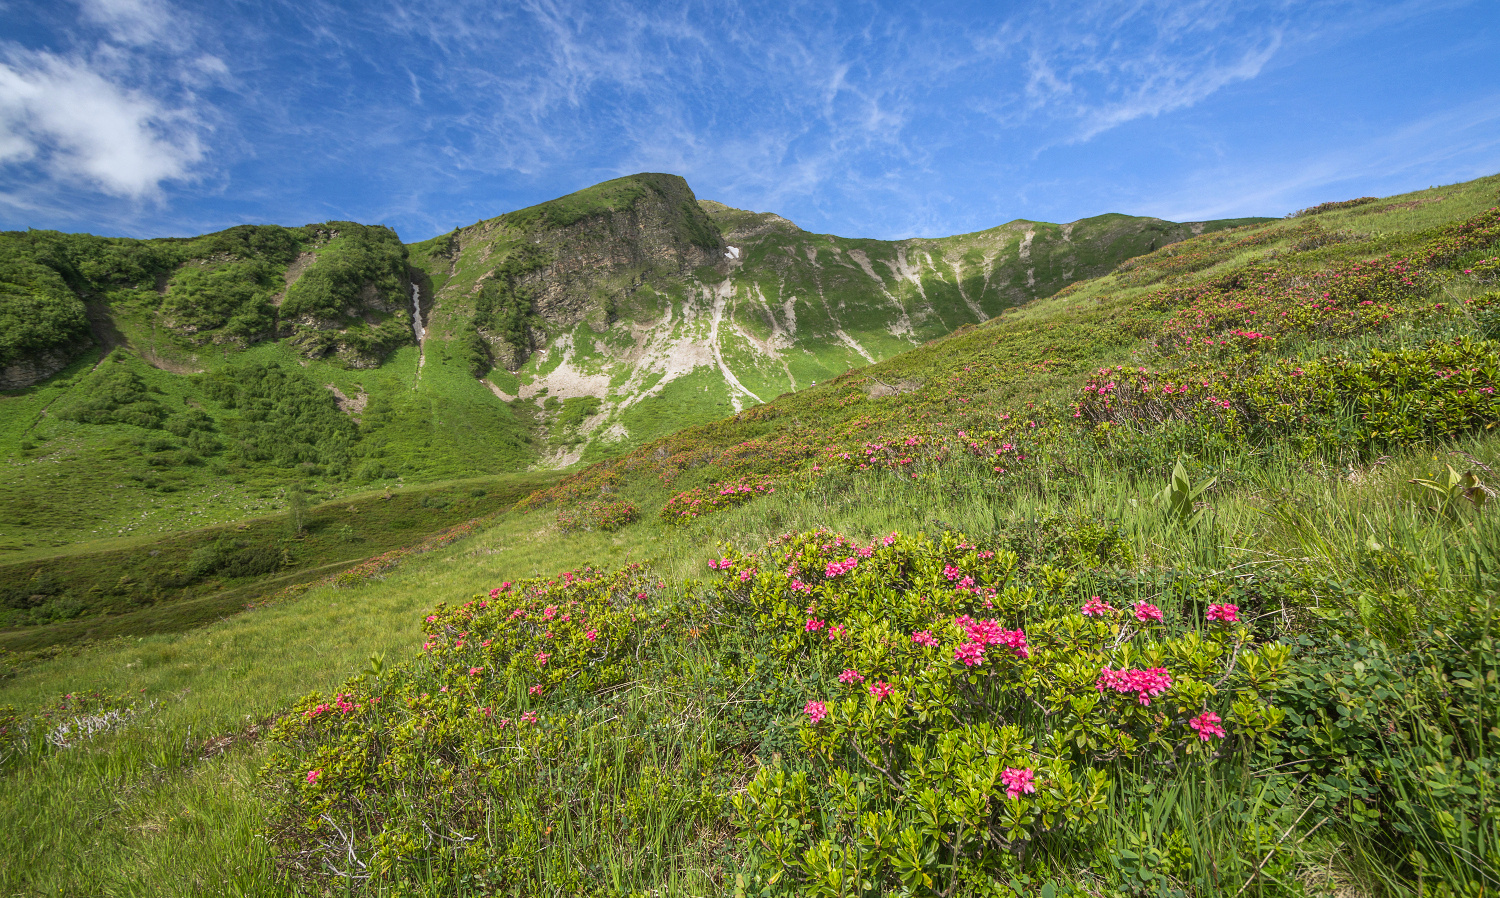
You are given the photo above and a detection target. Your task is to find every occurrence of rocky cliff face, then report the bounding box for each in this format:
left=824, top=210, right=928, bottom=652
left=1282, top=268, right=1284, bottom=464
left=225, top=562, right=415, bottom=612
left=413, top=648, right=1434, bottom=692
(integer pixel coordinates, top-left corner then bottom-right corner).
left=512, top=173, right=724, bottom=332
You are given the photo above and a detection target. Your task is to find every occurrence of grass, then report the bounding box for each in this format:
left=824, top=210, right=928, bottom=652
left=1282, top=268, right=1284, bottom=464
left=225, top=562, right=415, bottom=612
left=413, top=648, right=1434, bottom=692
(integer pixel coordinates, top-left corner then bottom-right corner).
left=1, top=173, right=1497, bottom=896
left=0, top=470, right=558, bottom=651
left=2, top=422, right=1495, bottom=895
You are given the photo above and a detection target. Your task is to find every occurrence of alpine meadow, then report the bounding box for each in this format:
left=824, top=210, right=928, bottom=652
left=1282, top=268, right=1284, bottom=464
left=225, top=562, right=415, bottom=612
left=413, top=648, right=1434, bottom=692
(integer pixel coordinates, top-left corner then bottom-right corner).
left=2, top=164, right=1498, bottom=898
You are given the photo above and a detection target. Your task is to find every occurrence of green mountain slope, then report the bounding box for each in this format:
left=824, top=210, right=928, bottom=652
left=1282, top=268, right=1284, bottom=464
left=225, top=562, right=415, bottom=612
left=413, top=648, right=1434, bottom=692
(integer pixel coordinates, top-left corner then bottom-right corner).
left=0, top=174, right=1252, bottom=555
left=408, top=172, right=1267, bottom=465
left=516, top=173, right=1500, bottom=521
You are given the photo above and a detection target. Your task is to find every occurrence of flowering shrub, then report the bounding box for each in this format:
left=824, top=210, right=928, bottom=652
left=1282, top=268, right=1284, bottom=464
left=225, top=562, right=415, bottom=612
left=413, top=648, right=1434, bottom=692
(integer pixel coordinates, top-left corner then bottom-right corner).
left=260, top=564, right=728, bottom=892
left=659, top=477, right=775, bottom=525
left=1075, top=338, right=1500, bottom=456
left=719, top=529, right=1289, bottom=895
left=554, top=498, right=638, bottom=533
left=1127, top=208, right=1500, bottom=362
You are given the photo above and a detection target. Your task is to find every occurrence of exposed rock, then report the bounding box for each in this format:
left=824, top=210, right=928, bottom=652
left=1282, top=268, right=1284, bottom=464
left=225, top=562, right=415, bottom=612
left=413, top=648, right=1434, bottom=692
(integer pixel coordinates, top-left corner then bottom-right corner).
left=0, top=344, right=86, bottom=390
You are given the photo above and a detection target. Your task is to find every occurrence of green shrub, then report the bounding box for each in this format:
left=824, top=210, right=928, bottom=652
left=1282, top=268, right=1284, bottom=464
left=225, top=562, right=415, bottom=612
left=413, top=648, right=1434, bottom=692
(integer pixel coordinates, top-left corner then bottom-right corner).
left=556, top=499, right=639, bottom=532
left=281, top=223, right=407, bottom=322
left=199, top=362, right=358, bottom=474
left=59, top=363, right=167, bottom=429
left=163, top=260, right=278, bottom=339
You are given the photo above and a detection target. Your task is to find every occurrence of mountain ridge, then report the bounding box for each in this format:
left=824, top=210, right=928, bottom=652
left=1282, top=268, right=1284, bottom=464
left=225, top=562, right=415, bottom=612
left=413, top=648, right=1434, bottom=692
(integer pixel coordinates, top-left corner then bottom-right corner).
left=406, top=172, right=1269, bottom=464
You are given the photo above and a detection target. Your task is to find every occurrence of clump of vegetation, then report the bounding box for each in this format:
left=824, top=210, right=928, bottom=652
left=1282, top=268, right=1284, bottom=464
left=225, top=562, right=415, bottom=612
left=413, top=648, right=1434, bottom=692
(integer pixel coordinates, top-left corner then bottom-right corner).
left=163, top=260, right=280, bottom=342
left=259, top=515, right=1498, bottom=895
left=556, top=499, right=639, bottom=533
left=661, top=477, right=776, bottom=524
left=0, top=240, right=89, bottom=369
left=465, top=245, right=551, bottom=374
left=1291, top=197, right=1379, bottom=217
left=199, top=362, right=358, bottom=475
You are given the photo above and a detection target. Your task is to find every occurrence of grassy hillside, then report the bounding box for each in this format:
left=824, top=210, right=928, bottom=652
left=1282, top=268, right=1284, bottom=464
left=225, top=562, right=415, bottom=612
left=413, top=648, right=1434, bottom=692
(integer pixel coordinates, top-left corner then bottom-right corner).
left=1, top=174, right=1497, bottom=897
left=0, top=471, right=557, bottom=652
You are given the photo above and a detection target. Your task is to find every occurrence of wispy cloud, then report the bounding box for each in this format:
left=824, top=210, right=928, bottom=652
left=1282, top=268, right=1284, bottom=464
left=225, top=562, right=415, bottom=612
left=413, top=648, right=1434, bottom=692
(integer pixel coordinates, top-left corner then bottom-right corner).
left=971, top=0, right=1290, bottom=144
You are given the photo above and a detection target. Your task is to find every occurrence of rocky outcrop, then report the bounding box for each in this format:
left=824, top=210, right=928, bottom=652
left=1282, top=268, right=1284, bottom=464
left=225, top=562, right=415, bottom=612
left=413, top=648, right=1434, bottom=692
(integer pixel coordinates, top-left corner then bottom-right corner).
left=0, top=343, right=87, bottom=390
left=504, top=174, right=722, bottom=332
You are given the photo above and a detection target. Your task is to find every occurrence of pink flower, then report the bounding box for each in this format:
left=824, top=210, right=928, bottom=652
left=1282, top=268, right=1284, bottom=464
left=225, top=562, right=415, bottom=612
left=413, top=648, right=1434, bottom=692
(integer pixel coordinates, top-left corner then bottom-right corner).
left=585, top=628, right=599, bottom=640
left=954, top=616, right=1029, bottom=659
left=838, top=669, right=865, bottom=685
left=1189, top=711, right=1226, bottom=741
left=1082, top=596, right=1116, bottom=617
left=520, top=711, right=538, bottom=725
left=827, top=624, right=847, bottom=640
left=824, top=558, right=858, bottom=578
left=425, top=615, right=437, bottom=622
left=869, top=681, right=893, bottom=701
left=804, top=701, right=828, bottom=724
left=535, top=652, right=551, bottom=666
left=468, top=666, right=483, bottom=676
left=911, top=630, right=939, bottom=647
left=1206, top=603, right=1239, bottom=623
left=805, top=618, right=825, bottom=632
left=955, top=641, right=986, bottom=667
left=528, top=684, right=542, bottom=695
left=1096, top=667, right=1173, bottom=705
left=1133, top=601, right=1163, bottom=623
left=1001, top=767, right=1035, bottom=798
left=306, top=769, right=322, bottom=784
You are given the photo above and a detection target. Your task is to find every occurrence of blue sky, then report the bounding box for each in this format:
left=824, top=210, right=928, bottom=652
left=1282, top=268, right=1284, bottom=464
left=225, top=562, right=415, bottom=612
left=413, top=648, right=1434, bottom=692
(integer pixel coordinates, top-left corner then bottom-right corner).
left=1, top=0, right=1497, bottom=241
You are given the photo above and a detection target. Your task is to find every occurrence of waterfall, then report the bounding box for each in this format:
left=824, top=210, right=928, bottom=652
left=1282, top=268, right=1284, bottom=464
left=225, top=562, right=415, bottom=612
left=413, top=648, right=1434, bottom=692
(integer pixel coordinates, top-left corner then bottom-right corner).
left=410, top=283, right=424, bottom=342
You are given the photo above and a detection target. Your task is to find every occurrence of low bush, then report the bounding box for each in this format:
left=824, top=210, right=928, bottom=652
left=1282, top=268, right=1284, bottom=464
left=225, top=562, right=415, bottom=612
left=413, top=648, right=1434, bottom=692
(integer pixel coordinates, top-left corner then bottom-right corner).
left=556, top=499, right=639, bottom=533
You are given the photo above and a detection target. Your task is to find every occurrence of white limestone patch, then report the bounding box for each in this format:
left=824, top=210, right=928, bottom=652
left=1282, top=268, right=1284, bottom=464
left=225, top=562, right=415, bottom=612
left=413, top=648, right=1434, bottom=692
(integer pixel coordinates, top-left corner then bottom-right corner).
left=707, top=280, right=763, bottom=412
left=519, top=334, right=614, bottom=400
left=848, top=248, right=916, bottom=340
left=834, top=328, right=875, bottom=363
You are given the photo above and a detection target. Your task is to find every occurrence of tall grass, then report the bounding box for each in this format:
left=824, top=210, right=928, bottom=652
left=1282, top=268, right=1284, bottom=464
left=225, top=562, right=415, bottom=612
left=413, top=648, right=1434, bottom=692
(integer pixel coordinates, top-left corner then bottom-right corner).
left=3, top=426, right=1496, bottom=895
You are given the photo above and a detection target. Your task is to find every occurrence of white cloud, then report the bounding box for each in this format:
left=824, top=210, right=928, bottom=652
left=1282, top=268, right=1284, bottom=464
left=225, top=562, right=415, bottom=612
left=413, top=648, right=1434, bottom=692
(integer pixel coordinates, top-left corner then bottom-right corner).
left=0, top=49, right=204, bottom=198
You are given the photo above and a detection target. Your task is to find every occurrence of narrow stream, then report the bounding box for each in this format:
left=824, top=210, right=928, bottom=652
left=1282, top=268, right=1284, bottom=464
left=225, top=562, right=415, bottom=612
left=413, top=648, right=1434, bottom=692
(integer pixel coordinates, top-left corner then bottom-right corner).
left=410, top=283, right=425, bottom=343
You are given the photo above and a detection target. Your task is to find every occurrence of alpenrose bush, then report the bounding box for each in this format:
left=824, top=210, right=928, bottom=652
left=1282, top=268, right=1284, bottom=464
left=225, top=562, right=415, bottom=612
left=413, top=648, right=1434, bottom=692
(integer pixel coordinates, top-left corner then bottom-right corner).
left=660, top=477, right=775, bottom=525
left=261, top=528, right=1293, bottom=894
left=260, top=564, right=728, bottom=892
left=1074, top=337, right=1500, bottom=456
left=555, top=498, right=639, bottom=533
left=1135, top=207, right=1500, bottom=360
left=715, top=529, right=1290, bottom=897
